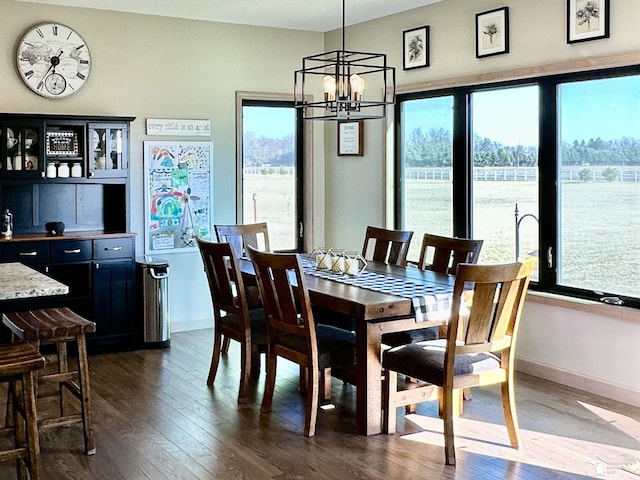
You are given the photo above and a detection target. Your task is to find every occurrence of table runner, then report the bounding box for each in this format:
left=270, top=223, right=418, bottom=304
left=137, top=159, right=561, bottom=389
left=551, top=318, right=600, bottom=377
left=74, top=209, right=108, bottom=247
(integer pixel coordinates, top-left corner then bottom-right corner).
left=299, top=257, right=453, bottom=322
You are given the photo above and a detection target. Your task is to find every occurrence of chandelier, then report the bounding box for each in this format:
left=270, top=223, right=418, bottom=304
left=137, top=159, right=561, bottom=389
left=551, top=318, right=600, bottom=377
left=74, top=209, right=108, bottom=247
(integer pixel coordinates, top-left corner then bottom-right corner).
left=294, top=0, right=396, bottom=121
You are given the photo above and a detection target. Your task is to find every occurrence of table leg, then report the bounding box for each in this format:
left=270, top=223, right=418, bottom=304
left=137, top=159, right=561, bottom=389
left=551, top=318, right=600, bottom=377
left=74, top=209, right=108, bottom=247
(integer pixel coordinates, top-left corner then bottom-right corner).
left=356, top=321, right=383, bottom=435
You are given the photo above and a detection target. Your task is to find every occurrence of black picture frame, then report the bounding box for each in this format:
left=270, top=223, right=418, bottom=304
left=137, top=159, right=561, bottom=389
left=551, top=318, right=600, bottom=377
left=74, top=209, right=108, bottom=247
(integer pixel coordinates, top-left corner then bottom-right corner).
left=337, top=120, right=364, bottom=157
left=567, top=0, right=610, bottom=44
left=475, top=7, right=509, bottom=58
left=45, top=130, right=79, bottom=157
left=403, top=26, right=430, bottom=70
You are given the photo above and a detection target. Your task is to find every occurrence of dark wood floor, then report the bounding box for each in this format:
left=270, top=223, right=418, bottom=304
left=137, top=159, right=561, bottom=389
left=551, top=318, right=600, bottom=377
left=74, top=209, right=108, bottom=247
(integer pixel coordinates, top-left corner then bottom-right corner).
left=1, top=328, right=639, bottom=479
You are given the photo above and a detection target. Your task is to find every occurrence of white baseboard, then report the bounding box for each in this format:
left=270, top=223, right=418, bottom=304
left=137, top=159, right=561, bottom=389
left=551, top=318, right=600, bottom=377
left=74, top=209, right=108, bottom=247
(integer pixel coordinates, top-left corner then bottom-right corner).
left=171, top=318, right=211, bottom=333
left=517, top=357, right=640, bottom=408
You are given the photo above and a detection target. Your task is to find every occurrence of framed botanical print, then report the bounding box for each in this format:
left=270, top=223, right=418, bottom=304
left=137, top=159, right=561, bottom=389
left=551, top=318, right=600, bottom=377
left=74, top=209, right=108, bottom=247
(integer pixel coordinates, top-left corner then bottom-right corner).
left=403, top=26, right=429, bottom=70
left=567, top=0, right=610, bottom=43
left=476, top=7, right=509, bottom=58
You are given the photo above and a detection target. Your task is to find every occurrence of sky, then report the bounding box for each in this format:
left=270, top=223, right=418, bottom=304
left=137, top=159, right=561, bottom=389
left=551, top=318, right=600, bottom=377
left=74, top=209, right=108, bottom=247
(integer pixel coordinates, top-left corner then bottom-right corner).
left=242, top=76, right=640, bottom=147
left=403, top=75, right=640, bottom=147
left=243, top=106, right=296, bottom=138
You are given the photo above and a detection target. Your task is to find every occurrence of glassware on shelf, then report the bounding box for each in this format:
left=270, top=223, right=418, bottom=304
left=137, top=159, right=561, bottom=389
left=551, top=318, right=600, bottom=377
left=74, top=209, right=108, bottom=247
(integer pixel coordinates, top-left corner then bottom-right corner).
left=57, top=163, right=70, bottom=178
left=46, top=163, right=57, bottom=178
left=71, top=163, right=82, bottom=177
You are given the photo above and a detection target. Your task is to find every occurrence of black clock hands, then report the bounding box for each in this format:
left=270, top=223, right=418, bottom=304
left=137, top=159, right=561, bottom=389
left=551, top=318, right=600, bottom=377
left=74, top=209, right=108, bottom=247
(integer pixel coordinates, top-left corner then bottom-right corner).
left=36, top=50, right=63, bottom=91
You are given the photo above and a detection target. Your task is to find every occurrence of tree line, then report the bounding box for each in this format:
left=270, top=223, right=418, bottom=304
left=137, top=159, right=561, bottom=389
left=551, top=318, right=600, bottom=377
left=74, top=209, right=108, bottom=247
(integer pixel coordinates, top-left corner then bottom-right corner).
left=404, top=127, right=640, bottom=167
left=243, top=127, right=640, bottom=169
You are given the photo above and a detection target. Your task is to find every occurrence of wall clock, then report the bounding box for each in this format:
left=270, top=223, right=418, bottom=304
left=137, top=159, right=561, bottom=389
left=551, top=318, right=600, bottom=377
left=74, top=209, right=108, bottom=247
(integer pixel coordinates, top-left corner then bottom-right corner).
left=16, top=23, right=91, bottom=99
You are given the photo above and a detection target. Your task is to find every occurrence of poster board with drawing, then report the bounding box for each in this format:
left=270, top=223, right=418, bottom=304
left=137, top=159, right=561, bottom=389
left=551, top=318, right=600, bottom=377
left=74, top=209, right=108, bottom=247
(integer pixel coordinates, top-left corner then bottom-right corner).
left=143, top=141, right=213, bottom=254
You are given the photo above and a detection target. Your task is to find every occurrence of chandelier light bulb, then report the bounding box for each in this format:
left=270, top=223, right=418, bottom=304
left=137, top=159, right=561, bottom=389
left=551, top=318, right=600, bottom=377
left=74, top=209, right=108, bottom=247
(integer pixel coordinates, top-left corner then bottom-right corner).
left=349, top=74, right=365, bottom=101
left=323, top=75, right=337, bottom=101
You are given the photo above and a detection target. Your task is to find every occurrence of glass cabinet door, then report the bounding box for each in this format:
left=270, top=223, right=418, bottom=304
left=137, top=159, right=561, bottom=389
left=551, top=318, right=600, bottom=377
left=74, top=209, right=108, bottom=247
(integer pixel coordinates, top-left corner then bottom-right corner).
left=88, top=123, right=128, bottom=178
left=2, top=122, right=44, bottom=178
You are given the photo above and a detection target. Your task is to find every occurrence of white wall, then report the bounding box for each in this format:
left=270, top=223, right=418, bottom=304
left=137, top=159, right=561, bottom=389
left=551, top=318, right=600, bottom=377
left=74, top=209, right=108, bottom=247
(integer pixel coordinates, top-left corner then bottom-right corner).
left=518, top=299, right=640, bottom=406
left=323, top=0, right=640, bottom=404
left=2, top=0, right=325, bottom=331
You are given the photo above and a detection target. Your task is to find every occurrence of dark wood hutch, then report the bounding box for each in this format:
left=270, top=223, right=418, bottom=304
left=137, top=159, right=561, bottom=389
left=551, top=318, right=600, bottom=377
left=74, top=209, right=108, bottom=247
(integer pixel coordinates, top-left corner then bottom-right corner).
left=0, top=113, right=138, bottom=352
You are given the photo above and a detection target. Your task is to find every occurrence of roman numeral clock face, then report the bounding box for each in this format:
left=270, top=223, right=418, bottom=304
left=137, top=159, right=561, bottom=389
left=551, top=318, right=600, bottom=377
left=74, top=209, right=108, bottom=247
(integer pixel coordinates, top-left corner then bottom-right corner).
left=16, top=23, right=91, bottom=99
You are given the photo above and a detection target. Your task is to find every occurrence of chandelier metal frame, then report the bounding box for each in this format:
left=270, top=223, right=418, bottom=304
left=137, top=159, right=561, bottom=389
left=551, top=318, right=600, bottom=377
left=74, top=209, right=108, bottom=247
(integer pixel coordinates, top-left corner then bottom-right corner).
left=294, top=0, right=396, bottom=121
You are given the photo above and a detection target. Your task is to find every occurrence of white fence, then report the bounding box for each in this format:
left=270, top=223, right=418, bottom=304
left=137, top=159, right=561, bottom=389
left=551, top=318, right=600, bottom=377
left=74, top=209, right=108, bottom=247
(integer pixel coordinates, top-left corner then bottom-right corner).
left=404, top=167, right=640, bottom=182
left=243, top=166, right=295, bottom=175
left=243, top=166, right=640, bottom=182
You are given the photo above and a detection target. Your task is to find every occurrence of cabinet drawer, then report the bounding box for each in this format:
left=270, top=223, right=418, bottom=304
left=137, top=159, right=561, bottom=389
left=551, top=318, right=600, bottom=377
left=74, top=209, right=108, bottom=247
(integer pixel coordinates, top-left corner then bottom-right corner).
left=93, top=237, right=134, bottom=260
left=3, top=241, right=49, bottom=265
left=50, top=240, right=92, bottom=263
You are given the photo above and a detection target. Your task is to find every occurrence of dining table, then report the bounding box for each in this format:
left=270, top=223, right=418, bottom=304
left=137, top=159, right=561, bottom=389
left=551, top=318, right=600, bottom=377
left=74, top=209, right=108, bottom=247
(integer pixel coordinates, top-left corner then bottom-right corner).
left=240, top=254, right=457, bottom=436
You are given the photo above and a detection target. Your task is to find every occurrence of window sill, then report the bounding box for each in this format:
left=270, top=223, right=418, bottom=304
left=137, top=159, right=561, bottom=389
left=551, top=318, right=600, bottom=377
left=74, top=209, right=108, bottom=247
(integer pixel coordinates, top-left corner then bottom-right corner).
left=526, top=291, right=640, bottom=324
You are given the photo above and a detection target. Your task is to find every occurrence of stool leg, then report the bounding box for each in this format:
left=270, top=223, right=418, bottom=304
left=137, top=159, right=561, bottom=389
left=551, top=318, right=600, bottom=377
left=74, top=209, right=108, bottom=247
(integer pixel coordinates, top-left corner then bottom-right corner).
left=11, top=379, right=27, bottom=480
left=57, top=341, right=69, bottom=418
left=76, top=334, right=96, bottom=455
left=5, top=385, right=14, bottom=429
left=23, top=371, right=42, bottom=480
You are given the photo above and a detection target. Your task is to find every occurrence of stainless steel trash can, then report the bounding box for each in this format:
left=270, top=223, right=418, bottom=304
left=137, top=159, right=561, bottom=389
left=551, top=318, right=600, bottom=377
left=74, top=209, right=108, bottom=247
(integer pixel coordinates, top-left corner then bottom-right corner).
left=136, top=256, right=170, bottom=348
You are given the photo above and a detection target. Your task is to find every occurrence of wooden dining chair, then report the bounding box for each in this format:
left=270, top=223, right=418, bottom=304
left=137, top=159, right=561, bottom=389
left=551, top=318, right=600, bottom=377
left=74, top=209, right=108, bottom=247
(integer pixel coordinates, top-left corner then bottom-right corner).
left=215, top=222, right=270, bottom=259
left=416, top=234, right=484, bottom=274
left=382, top=233, right=484, bottom=347
left=196, top=237, right=268, bottom=404
left=382, top=257, right=536, bottom=466
left=361, top=226, right=414, bottom=267
left=248, top=247, right=356, bottom=437
left=214, top=222, right=270, bottom=351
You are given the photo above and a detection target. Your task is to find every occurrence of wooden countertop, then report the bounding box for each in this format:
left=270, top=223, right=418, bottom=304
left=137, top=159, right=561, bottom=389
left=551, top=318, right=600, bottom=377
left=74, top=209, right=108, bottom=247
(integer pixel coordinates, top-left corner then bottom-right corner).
left=0, top=231, right=136, bottom=243
left=0, top=262, right=69, bottom=300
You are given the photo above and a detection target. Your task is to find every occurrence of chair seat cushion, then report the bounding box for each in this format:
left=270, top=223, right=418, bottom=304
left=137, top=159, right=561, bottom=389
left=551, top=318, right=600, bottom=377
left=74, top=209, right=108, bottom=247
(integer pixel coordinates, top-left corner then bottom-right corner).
left=381, top=327, right=439, bottom=347
left=382, top=340, right=500, bottom=386
left=219, top=308, right=267, bottom=345
left=277, top=325, right=355, bottom=369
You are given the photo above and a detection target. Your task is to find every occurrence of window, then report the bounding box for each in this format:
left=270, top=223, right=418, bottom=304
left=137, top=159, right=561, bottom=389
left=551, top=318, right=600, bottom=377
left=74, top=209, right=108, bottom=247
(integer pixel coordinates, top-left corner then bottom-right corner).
left=239, top=99, right=303, bottom=251
left=557, top=75, right=640, bottom=299
left=396, top=67, right=640, bottom=308
left=397, top=95, right=454, bottom=261
left=471, top=86, right=539, bottom=269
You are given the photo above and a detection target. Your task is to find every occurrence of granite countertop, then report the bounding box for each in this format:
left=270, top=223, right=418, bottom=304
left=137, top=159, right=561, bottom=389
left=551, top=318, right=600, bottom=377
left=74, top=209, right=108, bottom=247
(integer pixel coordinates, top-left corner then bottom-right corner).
left=0, top=262, right=69, bottom=301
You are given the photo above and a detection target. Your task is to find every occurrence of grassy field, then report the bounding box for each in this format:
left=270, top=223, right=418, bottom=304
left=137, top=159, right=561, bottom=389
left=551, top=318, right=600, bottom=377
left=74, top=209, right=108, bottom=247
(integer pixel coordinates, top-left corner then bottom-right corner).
left=244, top=174, right=640, bottom=297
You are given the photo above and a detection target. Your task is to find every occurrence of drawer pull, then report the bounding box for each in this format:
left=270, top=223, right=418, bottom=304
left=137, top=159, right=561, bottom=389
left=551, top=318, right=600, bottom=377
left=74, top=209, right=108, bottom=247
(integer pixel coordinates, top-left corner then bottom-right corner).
left=64, top=249, right=82, bottom=254
left=19, top=251, right=38, bottom=256
left=105, top=246, right=123, bottom=251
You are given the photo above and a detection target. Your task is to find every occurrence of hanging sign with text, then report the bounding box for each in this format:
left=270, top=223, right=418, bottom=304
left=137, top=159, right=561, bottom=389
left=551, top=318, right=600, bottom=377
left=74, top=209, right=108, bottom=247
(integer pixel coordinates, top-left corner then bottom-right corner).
left=146, top=118, right=211, bottom=137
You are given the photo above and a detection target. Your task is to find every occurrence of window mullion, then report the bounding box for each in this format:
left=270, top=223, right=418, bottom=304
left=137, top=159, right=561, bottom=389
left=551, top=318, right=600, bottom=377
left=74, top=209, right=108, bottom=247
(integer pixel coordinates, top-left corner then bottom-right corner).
left=538, top=79, right=558, bottom=289
left=452, top=90, right=471, bottom=237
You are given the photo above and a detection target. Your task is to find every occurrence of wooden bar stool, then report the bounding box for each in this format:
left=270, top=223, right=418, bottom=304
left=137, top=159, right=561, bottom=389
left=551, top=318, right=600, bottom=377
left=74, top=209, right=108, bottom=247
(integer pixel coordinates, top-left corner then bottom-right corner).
left=3, top=307, right=97, bottom=456
left=0, top=342, right=46, bottom=480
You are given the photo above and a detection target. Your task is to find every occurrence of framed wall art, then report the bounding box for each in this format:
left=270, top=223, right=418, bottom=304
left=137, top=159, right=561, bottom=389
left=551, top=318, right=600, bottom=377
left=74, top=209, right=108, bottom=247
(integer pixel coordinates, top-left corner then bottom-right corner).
left=403, top=26, right=430, bottom=70
left=567, top=0, right=610, bottom=43
left=337, top=120, right=364, bottom=156
left=144, top=141, right=213, bottom=254
left=476, top=7, right=509, bottom=58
